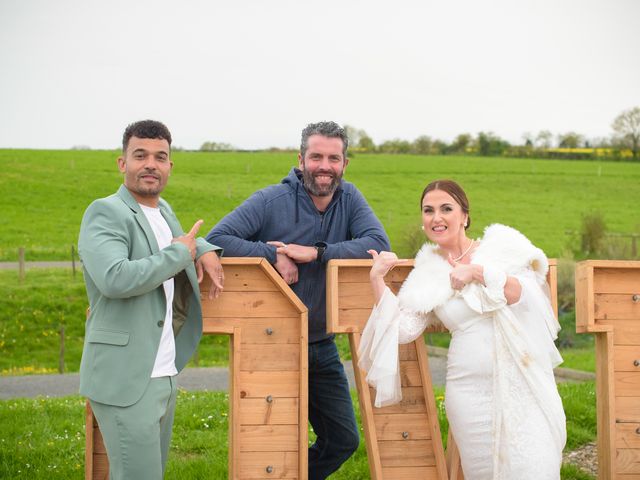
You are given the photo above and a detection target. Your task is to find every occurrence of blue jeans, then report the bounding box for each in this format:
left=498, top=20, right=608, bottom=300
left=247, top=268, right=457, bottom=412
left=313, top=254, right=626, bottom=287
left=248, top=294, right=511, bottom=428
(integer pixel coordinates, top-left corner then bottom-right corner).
left=308, top=337, right=360, bottom=479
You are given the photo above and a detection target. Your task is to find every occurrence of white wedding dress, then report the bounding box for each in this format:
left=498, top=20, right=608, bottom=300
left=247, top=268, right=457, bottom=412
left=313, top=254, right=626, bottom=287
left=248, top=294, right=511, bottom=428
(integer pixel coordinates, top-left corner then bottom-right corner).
left=358, top=225, right=566, bottom=480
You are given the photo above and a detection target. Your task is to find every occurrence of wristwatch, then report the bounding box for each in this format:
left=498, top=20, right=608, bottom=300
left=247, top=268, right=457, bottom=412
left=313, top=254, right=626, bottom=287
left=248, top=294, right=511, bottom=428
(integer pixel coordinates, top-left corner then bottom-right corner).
left=314, top=242, right=327, bottom=263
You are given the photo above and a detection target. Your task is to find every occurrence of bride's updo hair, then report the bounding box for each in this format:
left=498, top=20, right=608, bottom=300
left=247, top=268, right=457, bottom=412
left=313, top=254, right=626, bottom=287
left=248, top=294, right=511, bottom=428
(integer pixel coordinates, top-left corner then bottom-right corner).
left=420, top=179, right=471, bottom=230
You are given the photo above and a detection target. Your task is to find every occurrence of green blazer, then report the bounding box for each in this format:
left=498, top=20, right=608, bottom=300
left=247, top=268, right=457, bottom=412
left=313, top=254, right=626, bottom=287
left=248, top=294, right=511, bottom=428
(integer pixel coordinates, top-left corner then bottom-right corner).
left=78, top=185, right=220, bottom=407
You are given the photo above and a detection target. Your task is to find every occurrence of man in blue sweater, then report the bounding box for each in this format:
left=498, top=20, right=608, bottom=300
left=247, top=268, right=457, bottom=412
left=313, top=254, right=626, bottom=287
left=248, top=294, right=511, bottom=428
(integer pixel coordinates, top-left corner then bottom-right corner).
left=206, top=121, right=390, bottom=479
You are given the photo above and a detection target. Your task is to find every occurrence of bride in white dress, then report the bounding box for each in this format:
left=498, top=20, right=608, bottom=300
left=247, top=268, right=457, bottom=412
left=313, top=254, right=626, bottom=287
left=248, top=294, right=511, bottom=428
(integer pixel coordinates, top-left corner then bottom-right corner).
left=358, top=180, right=566, bottom=480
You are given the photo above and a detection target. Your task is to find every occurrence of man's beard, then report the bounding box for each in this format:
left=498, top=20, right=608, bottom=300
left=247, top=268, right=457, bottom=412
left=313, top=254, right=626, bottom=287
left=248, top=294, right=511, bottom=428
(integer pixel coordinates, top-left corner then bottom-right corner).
left=302, top=169, right=342, bottom=197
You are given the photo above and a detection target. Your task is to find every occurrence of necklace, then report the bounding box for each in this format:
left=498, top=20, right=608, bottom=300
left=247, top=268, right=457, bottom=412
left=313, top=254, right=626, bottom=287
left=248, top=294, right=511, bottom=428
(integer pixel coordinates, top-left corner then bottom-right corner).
left=452, top=239, right=475, bottom=262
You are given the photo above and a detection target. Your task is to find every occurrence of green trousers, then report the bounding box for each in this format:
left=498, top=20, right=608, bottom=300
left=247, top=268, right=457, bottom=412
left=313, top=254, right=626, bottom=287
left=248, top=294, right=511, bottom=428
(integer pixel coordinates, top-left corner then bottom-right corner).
left=90, top=376, right=178, bottom=480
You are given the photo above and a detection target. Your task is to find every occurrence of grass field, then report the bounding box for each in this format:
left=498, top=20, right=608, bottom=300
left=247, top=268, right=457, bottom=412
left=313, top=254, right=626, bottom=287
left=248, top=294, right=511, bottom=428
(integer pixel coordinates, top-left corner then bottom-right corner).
left=1, top=149, right=639, bottom=261
left=0, top=382, right=596, bottom=479
left=0, top=268, right=594, bottom=374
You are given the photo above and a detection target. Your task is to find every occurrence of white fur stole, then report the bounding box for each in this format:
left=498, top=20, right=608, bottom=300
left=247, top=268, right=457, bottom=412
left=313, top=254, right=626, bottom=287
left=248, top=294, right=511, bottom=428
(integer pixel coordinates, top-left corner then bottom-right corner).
left=397, top=224, right=548, bottom=315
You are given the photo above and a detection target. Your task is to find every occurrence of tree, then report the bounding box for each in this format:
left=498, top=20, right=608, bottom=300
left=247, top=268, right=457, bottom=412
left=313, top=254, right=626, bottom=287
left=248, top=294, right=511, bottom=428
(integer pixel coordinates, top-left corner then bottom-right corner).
left=411, top=135, right=433, bottom=155
left=535, top=130, right=553, bottom=149
left=379, top=139, right=411, bottom=154
left=343, top=125, right=361, bottom=147
left=200, top=141, right=234, bottom=151
left=344, top=125, right=376, bottom=152
left=521, top=132, right=534, bottom=147
left=475, top=132, right=510, bottom=156
left=611, top=106, right=640, bottom=161
left=557, top=132, right=584, bottom=149
left=357, top=133, right=376, bottom=152
left=449, top=133, right=472, bottom=154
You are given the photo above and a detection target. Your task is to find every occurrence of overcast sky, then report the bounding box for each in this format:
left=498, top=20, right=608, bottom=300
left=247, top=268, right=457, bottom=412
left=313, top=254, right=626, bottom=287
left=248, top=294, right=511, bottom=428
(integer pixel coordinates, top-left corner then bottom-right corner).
left=1, top=0, right=639, bottom=150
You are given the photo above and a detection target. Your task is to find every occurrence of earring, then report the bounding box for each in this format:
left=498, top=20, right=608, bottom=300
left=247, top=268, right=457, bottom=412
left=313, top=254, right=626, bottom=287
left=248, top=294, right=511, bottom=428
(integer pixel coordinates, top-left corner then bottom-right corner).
left=420, top=225, right=424, bottom=230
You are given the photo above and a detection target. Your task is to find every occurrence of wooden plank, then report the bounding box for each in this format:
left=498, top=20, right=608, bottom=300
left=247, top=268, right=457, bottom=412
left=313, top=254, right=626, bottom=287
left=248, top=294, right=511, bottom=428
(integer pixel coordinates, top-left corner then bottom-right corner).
left=349, top=333, right=384, bottom=479
left=594, top=269, right=640, bottom=294
left=594, top=294, right=640, bottom=320
left=599, top=320, right=640, bottom=345
left=238, top=425, right=299, bottom=452
left=237, top=451, right=298, bottom=478
left=399, top=360, right=423, bottom=387
left=618, top=448, right=640, bottom=474
left=547, top=260, right=558, bottom=319
left=378, top=440, right=436, bottom=467
left=326, top=262, right=340, bottom=334
left=85, top=402, right=94, bottom=480
left=381, top=466, right=439, bottom=478
left=399, top=342, right=418, bottom=361
left=201, top=265, right=279, bottom=293
left=93, top=426, right=107, bottom=454
left=596, top=332, right=618, bottom=479
left=239, top=397, right=299, bottom=425
left=575, top=262, right=594, bottom=332
left=446, top=430, right=465, bottom=480
left=204, top=318, right=300, bottom=344
left=338, top=290, right=375, bottom=310
left=617, top=424, right=640, bottom=449
left=202, top=291, right=299, bottom=318
left=335, top=308, right=370, bottom=332
left=230, top=327, right=241, bottom=479
left=374, top=413, right=432, bottom=441
left=617, top=397, right=640, bottom=423
left=415, top=339, right=448, bottom=480
left=369, top=387, right=427, bottom=414
left=238, top=371, right=300, bottom=398
left=615, top=346, right=640, bottom=372
left=92, top=454, right=109, bottom=480
left=615, top=372, right=640, bottom=396
left=297, top=311, right=308, bottom=480
left=240, top=344, right=300, bottom=371
left=338, top=263, right=414, bottom=283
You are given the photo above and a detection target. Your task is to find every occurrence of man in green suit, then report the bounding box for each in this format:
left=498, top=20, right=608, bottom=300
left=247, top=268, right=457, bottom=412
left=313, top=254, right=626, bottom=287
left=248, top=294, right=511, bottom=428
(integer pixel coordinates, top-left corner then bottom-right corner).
left=78, top=120, right=223, bottom=479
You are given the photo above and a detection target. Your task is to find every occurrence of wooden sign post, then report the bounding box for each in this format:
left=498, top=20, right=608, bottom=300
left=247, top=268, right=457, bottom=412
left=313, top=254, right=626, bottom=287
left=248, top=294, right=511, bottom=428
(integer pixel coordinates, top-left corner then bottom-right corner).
left=576, top=260, right=640, bottom=479
left=85, top=258, right=309, bottom=480
left=326, top=258, right=558, bottom=480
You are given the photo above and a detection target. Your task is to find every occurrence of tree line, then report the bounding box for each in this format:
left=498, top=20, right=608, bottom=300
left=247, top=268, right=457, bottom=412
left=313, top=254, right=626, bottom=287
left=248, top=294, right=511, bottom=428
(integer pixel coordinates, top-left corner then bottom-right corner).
left=200, top=106, right=640, bottom=161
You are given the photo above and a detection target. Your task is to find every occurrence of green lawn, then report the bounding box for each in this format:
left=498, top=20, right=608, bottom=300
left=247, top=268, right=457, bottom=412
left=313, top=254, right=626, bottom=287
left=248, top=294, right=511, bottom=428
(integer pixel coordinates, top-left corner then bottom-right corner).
left=1, top=149, right=639, bottom=261
left=0, top=382, right=596, bottom=479
left=0, top=269, right=597, bottom=375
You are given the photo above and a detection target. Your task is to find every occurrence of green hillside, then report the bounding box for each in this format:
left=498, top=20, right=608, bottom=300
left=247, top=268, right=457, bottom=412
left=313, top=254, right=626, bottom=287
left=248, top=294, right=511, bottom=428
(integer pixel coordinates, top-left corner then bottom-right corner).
left=1, top=149, right=639, bottom=261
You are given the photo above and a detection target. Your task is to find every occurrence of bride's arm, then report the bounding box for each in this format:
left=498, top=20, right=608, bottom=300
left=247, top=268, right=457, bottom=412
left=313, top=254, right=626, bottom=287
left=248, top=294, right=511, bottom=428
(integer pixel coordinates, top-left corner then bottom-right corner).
left=449, top=261, right=522, bottom=305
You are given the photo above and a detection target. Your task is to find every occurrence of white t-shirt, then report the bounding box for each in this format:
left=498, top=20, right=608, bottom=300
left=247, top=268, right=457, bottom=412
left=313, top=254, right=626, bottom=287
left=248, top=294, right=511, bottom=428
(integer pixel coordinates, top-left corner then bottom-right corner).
left=140, top=204, right=178, bottom=378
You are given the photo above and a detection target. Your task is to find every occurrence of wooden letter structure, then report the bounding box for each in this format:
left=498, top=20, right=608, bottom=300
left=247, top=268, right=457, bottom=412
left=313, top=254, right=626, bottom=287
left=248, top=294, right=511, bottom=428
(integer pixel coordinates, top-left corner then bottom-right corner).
left=326, top=259, right=449, bottom=480
left=85, top=258, right=309, bottom=480
left=576, top=260, right=640, bottom=479
left=326, top=258, right=558, bottom=480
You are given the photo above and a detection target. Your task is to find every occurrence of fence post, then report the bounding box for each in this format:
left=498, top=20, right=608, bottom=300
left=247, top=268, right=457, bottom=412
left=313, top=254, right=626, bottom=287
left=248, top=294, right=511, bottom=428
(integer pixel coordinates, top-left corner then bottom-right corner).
left=59, top=325, right=65, bottom=374
left=18, top=247, right=25, bottom=282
